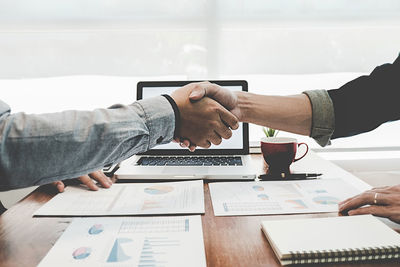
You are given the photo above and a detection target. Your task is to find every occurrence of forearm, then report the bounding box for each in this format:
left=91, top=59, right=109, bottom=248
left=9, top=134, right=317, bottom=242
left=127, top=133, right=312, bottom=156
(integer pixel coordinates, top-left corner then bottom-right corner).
left=0, top=96, right=175, bottom=190
left=236, top=92, right=312, bottom=136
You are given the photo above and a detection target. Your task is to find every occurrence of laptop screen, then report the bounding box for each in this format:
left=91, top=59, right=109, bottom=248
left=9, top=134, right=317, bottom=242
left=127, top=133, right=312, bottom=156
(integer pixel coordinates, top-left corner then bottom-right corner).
left=137, top=81, right=249, bottom=155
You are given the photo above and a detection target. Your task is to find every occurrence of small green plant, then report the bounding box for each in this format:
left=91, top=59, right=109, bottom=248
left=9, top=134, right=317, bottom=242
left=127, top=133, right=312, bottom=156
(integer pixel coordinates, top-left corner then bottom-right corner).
left=263, top=127, right=279, bottom=138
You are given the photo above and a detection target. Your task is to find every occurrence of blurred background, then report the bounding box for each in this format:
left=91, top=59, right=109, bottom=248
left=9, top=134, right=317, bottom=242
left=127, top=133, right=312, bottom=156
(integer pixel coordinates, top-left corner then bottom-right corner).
left=1, top=0, right=400, bottom=205
left=0, top=0, right=399, bottom=78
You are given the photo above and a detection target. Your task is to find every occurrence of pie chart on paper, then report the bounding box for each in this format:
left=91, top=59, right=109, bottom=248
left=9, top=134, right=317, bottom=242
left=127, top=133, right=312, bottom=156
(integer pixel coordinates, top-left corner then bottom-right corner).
left=257, top=194, right=269, bottom=200
left=88, top=224, right=104, bottom=235
left=252, top=185, right=264, bottom=191
left=144, top=185, right=174, bottom=195
left=312, top=196, right=340, bottom=205
left=72, top=247, right=91, bottom=260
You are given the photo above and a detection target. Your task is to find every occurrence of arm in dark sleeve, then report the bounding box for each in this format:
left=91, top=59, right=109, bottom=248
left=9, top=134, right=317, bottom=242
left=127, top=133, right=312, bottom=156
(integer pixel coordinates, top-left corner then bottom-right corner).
left=328, top=55, right=400, bottom=139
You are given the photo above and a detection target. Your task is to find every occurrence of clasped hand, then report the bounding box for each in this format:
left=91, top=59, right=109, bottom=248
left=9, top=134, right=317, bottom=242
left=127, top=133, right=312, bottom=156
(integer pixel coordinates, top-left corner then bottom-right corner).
left=52, top=82, right=237, bottom=192
left=171, top=82, right=240, bottom=150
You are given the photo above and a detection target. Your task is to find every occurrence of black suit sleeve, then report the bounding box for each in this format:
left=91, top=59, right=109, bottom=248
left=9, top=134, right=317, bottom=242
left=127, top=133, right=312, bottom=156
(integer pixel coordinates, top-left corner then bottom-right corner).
left=328, top=54, right=400, bottom=139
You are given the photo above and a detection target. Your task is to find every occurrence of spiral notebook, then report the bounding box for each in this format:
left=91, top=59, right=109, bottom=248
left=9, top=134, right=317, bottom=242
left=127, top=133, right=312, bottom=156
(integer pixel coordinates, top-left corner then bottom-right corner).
left=261, top=215, right=400, bottom=265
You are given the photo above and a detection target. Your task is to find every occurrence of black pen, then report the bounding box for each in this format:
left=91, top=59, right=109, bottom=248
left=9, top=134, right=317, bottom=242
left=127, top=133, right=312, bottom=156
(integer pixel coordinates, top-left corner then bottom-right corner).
left=258, top=173, right=322, bottom=181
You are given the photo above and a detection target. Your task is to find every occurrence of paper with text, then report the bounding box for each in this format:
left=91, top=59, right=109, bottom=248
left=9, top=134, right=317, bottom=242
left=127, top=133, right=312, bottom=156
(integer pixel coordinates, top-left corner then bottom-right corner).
left=38, top=216, right=206, bottom=267
left=34, top=180, right=204, bottom=216
left=209, top=179, right=361, bottom=216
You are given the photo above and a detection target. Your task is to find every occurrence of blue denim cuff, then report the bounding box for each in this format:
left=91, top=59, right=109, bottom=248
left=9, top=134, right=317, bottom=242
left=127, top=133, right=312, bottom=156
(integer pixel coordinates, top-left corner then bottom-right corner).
left=137, top=96, right=175, bottom=150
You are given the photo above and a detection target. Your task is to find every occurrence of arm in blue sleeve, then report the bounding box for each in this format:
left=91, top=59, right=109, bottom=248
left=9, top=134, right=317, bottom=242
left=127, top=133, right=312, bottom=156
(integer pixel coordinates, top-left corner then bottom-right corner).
left=0, top=96, right=175, bottom=190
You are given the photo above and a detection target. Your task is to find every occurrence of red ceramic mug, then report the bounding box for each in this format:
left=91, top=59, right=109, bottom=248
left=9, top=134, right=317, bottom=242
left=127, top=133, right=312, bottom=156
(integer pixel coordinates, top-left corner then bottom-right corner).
left=261, top=137, right=309, bottom=175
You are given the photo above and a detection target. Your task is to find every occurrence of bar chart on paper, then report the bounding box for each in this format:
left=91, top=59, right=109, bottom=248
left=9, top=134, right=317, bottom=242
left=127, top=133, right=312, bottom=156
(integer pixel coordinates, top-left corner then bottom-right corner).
left=209, top=179, right=362, bottom=216
left=37, top=216, right=206, bottom=267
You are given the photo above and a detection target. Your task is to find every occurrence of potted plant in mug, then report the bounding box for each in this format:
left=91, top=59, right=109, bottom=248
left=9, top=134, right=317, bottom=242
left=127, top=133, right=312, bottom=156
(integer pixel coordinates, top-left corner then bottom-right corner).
left=262, top=127, right=279, bottom=138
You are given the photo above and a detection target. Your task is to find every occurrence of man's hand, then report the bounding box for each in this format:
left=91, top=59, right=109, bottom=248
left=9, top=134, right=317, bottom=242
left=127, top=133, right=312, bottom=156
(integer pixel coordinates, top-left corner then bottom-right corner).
left=171, top=82, right=239, bottom=149
left=338, top=184, right=400, bottom=224
left=173, top=81, right=242, bottom=151
left=188, top=81, right=242, bottom=120
left=52, top=170, right=113, bottom=192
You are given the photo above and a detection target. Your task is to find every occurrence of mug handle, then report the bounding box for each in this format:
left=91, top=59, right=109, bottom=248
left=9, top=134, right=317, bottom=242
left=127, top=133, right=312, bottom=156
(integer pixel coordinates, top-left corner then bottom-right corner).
left=294, top=143, right=309, bottom=162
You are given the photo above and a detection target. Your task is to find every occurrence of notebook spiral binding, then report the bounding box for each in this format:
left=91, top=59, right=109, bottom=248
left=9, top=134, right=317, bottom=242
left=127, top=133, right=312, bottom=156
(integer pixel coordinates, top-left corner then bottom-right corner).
left=288, top=245, right=400, bottom=264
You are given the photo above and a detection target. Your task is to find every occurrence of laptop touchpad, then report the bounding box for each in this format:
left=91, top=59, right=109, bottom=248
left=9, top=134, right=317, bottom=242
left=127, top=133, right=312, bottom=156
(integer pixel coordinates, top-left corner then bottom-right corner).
left=162, top=167, right=209, bottom=174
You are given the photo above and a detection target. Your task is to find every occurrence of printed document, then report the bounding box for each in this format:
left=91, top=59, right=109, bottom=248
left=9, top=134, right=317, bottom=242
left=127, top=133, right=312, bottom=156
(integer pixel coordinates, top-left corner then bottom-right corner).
left=209, top=179, right=361, bottom=216
left=38, top=216, right=206, bottom=267
left=34, top=180, right=204, bottom=216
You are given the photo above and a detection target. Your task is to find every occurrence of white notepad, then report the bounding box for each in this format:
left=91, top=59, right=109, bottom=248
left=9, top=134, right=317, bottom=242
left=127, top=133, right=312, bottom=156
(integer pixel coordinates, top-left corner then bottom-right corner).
left=261, top=215, right=400, bottom=265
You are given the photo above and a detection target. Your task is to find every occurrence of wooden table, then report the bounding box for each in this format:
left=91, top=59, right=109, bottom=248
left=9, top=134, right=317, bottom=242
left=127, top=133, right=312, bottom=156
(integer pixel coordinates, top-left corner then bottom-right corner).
left=0, top=153, right=399, bottom=267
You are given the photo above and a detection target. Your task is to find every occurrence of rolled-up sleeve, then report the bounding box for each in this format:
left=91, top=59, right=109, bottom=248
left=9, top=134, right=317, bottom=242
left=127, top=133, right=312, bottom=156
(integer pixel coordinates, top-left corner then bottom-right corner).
left=302, top=54, right=400, bottom=147
left=303, top=90, right=335, bottom=147
left=0, top=96, right=175, bottom=190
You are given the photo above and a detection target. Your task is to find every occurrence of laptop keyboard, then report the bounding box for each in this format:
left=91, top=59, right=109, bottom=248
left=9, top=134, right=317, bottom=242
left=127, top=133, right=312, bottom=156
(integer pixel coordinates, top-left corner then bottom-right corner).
left=137, top=156, right=243, bottom=166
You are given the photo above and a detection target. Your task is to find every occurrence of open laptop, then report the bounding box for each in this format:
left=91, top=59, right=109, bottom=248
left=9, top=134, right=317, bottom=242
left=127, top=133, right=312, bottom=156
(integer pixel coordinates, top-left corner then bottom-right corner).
left=115, top=80, right=256, bottom=180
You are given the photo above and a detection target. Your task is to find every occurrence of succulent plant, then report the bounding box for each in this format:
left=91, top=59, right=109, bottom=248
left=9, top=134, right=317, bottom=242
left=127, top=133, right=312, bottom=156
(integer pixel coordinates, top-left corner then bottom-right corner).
left=263, top=127, right=279, bottom=138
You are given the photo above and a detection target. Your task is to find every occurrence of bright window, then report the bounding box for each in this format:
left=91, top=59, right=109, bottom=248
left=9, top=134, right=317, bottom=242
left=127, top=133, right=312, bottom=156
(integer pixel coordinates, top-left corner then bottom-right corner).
left=1, top=0, right=400, bottom=149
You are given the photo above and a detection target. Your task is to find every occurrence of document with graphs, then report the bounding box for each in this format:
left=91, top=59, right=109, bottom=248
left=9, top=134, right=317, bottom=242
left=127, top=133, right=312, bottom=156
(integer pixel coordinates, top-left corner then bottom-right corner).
left=38, top=216, right=206, bottom=267
left=209, top=179, right=361, bottom=216
left=34, top=180, right=204, bottom=216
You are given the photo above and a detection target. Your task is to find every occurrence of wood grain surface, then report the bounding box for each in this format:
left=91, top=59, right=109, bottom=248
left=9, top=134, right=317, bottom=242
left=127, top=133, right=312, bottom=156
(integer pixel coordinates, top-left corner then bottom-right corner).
left=0, top=154, right=398, bottom=267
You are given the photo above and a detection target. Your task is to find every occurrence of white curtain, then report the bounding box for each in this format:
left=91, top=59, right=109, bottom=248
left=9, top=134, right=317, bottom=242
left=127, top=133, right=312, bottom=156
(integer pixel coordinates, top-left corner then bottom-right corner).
left=1, top=0, right=400, bottom=149
left=0, top=0, right=399, bottom=78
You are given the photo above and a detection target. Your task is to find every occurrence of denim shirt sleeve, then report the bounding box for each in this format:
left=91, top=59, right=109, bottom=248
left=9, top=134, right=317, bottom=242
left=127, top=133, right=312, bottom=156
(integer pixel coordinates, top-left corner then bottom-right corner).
left=0, top=96, right=175, bottom=191
left=302, top=90, right=335, bottom=147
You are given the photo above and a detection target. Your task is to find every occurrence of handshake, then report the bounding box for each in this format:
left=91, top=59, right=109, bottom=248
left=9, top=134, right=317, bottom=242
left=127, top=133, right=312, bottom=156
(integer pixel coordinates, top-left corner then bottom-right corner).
left=170, top=81, right=243, bottom=151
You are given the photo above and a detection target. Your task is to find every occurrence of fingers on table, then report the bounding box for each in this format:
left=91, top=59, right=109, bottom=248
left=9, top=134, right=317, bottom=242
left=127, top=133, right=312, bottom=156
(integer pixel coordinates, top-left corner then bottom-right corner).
left=370, top=186, right=390, bottom=191
left=347, top=205, right=392, bottom=218
left=79, top=171, right=112, bottom=191
left=368, top=185, right=400, bottom=194
left=338, top=192, right=368, bottom=212
left=89, top=171, right=113, bottom=188
left=382, top=185, right=400, bottom=192
left=338, top=195, right=354, bottom=206
left=79, top=175, right=100, bottom=191
left=52, top=181, right=65, bottom=193
left=343, top=189, right=400, bottom=223
left=339, top=191, right=389, bottom=212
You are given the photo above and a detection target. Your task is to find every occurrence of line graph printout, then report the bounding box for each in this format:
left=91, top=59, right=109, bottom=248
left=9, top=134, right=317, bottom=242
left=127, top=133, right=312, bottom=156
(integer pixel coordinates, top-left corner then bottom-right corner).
left=209, top=179, right=361, bottom=216
left=34, top=180, right=204, bottom=216
left=38, top=216, right=206, bottom=267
